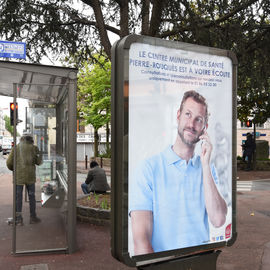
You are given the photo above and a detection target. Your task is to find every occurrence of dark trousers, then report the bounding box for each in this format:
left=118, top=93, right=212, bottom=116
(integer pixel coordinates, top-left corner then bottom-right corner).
left=81, top=183, right=108, bottom=194
left=81, top=183, right=89, bottom=194
left=16, top=184, right=36, bottom=218
left=246, top=154, right=253, bottom=170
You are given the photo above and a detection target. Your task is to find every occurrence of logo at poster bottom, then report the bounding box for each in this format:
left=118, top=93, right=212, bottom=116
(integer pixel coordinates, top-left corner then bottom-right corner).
left=225, top=224, right=232, bottom=239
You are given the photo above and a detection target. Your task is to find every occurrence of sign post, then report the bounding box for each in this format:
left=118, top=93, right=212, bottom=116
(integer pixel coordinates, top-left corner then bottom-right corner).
left=111, top=35, right=237, bottom=269
left=0, top=40, right=26, bottom=59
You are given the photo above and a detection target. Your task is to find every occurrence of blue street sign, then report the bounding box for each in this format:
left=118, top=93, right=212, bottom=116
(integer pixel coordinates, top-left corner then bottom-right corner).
left=242, top=132, right=266, bottom=138
left=0, top=40, right=26, bottom=59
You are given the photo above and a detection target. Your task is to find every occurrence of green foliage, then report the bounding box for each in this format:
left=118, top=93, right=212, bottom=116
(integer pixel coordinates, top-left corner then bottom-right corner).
left=77, top=54, right=111, bottom=157
left=4, top=115, right=13, bottom=135
left=86, top=193, right=110, bottom=210
left=98, top=149, right=111, bottom=158
left=94, top=193, right=99, bottom=205
left=77, top=55, right=111, bottom=131
left=237, top=34, right=270, bottom=124
left=0, top=0, right=82, bottom=63
left=4, top=115, right=21, bottom=136
left=101, top=199, right=109, bottom=210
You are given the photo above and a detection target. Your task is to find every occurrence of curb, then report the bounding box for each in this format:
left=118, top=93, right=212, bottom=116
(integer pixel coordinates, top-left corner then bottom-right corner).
left=77, top=194, right=111, bottom=226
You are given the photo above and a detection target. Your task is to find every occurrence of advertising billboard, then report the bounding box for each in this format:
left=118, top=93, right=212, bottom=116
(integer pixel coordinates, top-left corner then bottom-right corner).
left=111, top=35, right=237, bottom=267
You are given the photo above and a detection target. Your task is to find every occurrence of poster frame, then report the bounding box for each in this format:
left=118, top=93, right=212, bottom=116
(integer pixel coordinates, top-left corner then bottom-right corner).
left=111, top=34, right=238, bottom=267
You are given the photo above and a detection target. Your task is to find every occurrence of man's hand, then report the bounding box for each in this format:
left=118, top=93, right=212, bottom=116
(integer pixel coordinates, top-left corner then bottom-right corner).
left=199, top=131, right=212, bottom=166
left=199, top=131, right=227, bottom=227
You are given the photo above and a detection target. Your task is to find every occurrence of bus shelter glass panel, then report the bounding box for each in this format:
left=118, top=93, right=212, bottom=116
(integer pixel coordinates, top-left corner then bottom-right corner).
left=13, top=103, right=68, bottom=253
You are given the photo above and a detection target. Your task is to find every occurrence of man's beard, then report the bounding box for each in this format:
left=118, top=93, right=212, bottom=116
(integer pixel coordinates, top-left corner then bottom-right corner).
left=178, top=127, right=201, bottom=146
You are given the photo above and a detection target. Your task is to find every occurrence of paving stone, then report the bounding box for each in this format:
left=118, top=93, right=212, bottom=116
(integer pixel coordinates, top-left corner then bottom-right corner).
left=20, top=264, right=49, bottom=270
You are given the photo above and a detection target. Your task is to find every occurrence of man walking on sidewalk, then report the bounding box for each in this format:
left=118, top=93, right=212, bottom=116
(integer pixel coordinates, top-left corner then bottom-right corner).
left=6, top=133, right=42, bottom=225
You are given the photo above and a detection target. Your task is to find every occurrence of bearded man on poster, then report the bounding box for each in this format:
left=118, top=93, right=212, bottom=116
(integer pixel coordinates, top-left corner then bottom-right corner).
left=129, top=90, right=228, bottom=255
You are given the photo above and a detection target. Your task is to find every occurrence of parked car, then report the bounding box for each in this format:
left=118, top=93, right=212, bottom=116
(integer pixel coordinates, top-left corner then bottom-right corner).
left=2, top=137, right=13, bottom=155
left=0, top=135, right=2, bottom=152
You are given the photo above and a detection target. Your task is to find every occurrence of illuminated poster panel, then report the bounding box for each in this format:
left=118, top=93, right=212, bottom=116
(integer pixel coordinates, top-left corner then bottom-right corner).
left=111, top=35, right=237, bottom=267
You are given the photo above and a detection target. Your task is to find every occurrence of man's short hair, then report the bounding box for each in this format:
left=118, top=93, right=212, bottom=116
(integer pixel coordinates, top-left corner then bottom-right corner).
left=90, top=161, right=99, bottom=168
left=180, top=90, right=209, bottom=124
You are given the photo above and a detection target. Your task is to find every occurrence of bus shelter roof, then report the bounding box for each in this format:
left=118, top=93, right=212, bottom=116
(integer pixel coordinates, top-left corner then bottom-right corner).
left=0, top=61, right=77, bottom=103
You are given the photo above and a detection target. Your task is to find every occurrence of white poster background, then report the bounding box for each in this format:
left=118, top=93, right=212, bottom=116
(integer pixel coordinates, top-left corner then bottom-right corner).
left=128, top=43, right=233, bottom=255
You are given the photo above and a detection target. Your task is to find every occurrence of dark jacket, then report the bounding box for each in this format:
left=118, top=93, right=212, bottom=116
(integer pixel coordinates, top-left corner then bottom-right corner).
left=243, top=136, right=256, bottom=156
left=85, top=166, right=110, bottom=193
left=6, top=140, right=42, bottom=185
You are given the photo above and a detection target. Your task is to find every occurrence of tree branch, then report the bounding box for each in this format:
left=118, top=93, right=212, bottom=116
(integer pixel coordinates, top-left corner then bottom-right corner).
left=159, top=0, right=260, bottom=38
left=242, top=28, right=270, bottom=56
left=58, top=4, right=121, bottom=35
left=205, top=0, right=259, bottom=27
left=81, top=0, right=112, bottom=59
left=27, top=18, right=120, bottom=36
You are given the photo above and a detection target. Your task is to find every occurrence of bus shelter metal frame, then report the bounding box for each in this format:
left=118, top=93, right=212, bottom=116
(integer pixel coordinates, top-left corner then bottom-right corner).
left=0, top=61, right=77, bottom=255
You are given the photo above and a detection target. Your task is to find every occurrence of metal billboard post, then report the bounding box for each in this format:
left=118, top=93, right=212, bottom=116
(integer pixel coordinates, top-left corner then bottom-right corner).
left=137, top=251, right=221, bottom=270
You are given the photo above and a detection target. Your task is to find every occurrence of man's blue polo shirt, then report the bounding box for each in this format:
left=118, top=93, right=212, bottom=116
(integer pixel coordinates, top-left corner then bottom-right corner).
left=129, top=145, right=219, bottom=253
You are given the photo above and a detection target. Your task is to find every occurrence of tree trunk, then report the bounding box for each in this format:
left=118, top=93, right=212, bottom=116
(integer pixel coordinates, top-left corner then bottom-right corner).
left=141, top=0, right=150, bottom=35
left=148, top=0, right=166, bottom=36
left=117, top=0, right=129, bottom=38
left=106, top=122, right=110, bottom=156
left=94, top=128, right=99, bottom=157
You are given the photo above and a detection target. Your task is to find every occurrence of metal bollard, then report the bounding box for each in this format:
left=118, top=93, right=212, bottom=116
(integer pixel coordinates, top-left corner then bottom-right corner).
left=85, top=155, right=88, bottom=169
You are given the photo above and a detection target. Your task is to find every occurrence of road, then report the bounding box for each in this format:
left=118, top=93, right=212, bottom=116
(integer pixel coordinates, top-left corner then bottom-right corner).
left=237, top=179, right=270, bottom=191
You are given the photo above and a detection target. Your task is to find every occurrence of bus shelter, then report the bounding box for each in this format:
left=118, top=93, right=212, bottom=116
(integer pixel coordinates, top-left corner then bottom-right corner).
left=0, top=61, right=77, bottom=255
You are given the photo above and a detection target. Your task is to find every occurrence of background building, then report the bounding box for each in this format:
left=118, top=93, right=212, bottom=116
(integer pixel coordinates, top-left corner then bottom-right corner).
left=76, top=118, right=270, bottom=162
left=237, top=119, right=270, bottom=158
left=76, top=121, right=110, bottom=161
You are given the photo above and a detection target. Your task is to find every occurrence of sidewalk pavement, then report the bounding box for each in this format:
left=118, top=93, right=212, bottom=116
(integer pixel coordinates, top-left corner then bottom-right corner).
left=217, top=189, right=270, bottom=270
left=0, top=169, right=269, bottom=270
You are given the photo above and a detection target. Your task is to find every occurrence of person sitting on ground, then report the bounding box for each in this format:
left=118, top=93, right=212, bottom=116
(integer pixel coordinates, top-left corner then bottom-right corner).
left=81, top=161, right=110, bottom=194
